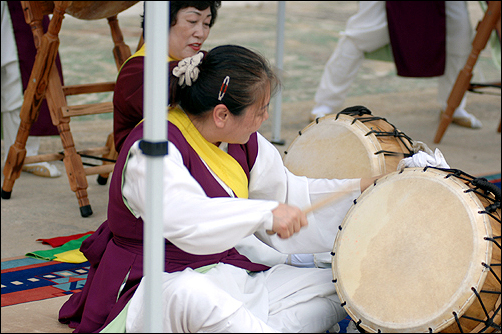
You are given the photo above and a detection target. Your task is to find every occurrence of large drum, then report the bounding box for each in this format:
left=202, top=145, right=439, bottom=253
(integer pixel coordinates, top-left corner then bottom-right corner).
left=283, top=106, right=415, bottom=179
left=332, top=167, right=501, bottom=333
left=36, top=1, right=139, bottom=20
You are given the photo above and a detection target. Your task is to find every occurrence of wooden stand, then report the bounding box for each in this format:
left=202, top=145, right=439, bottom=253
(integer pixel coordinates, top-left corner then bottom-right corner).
left=1, top=1, right=138, bottom=217
left=434, top=1, right=501, bottom=143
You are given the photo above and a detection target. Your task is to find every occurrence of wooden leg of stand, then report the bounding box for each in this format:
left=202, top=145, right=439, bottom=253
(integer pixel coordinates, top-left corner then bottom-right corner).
left=60, top=122, right=92, bottom=217
left=434, top=72, right=473, bottom=144
left=107, top=15, right=132, bottom=69
left=1, top=124, right=29, bottom=199
left=1, top=1, right=68, bottom=199
left=46, top=63, right=93, bottom=217
left=433, top=1, right=501, bottom=143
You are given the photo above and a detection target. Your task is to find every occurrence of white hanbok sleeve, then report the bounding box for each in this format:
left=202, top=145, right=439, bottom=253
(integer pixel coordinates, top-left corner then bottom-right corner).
left=122, top=140, right=279, bottom=255
left=248, top=133, right=361, bottom=254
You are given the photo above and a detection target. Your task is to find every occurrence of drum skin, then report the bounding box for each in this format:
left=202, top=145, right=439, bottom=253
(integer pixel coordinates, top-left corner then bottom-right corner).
left=283, top=112, right=414, bottom=179
left=332, top=167, right=501, bottom=333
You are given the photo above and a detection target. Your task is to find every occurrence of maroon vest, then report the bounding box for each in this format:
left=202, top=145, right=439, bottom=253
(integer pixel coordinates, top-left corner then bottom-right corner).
left=59, top=121, right=269, bottom=332
left=113, top=56, right=144, bottom=153
left=107, top=121, right=269, bottom=273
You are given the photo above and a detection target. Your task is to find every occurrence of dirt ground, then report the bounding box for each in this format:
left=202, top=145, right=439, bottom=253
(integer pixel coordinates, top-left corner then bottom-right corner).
left=1, top=2, right=500, bottom=332
left=2, top=0, right=501, bottom=257
left=11, top=1, right=500, bottom=162
left=2, top=0, right=501, bottom=256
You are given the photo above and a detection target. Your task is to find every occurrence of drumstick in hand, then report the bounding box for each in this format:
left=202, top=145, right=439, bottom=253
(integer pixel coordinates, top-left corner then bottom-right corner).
left=266, top=190, right=350, bottom=235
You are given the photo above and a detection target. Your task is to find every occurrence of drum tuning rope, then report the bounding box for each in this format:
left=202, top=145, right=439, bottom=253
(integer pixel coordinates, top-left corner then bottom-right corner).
left=424, top=165, right=502, bottom=333
left=456, top=285, right=502, bottom=332
left=336, top=105, right=372, bottom=119
left=484, top=236, right=501, bottom=250
left=481, top=262, right=501, bottom=285
left=338, top=106, right=416, bottom=157
left=426, top=167, right=501, bottom=203
left=452, top=312, right=463, bottom=333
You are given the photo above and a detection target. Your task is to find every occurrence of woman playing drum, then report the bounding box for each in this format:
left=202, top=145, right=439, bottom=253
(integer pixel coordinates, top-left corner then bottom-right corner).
left=58, top=44, right=388, bottom=333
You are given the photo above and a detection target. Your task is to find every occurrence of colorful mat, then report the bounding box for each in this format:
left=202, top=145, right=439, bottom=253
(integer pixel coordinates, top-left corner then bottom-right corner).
left=1, top=256, right=89, bottom=307
left=1, top=173, right=499, bottom=311
left=484, top=172, right=501, bottom=189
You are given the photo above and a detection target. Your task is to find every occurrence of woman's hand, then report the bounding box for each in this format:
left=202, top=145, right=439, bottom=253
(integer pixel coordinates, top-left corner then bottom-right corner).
left=268, top=203, right=308, bottom=239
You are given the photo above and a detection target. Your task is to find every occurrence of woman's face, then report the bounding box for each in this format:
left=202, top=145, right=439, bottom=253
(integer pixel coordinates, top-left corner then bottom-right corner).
left=169, top=7, right=212, bottom=60
left=226, top=87, right=271, bottom=144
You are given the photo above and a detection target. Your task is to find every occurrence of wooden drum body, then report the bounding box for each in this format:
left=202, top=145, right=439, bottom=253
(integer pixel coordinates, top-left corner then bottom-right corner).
left=332, top=167, right=501, bottom=333
left=36, top=1, right=139, bottom=20
left=283, top=107, right=414, bottom=179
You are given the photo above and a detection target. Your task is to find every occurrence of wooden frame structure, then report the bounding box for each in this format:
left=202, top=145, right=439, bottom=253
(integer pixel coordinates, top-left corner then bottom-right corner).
left=434, top=1, right=501, bottom=143
left=1, top=1, right=139, bottom=217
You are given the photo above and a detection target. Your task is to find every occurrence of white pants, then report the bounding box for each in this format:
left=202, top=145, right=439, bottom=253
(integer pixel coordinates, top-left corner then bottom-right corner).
left=313, top=1, right=472, bottom=114
left=126, top=263, right=346, bottom=333
left=1, top=63, right=41, bottom=164
left=1, top=109, right=41, bottom=164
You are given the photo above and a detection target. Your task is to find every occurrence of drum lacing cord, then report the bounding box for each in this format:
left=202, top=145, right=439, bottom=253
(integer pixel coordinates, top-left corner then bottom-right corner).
left=336, top=106, right=414, bottom=147
left=481, top=261, right=501, bottom=286
left=335, top=106, right=416, bottom=157
left=454, top=286, right=502, bottom=332
left=484, top=236, right=501, bottom=253
left=452, top=260, right=501, bottom=333
left=453, top=312, right=465, bottom=333
left=435, top=167, right=502, bottom=224
left=425, top=167, right=502, bottom=207
left=354, top=319, right=369, bottom=333
left=364, top=124, right=414, bottom=157
left=336, top=106, right=372, bottom=119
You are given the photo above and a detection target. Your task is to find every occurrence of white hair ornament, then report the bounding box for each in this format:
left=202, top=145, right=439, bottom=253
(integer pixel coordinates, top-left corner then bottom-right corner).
left=173, top=52, right=204, bottom=87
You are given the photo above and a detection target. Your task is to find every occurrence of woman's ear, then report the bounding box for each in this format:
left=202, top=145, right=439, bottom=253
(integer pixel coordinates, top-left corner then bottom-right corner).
left=213, top=104, right=229, bottom=128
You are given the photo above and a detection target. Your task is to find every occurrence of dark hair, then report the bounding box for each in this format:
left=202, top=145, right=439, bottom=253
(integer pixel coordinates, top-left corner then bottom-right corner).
left=141, top=1, right=221, bottom=34
left=169, top=45, right=280, bottom=118
left=170, top=1, right=221, bottom=27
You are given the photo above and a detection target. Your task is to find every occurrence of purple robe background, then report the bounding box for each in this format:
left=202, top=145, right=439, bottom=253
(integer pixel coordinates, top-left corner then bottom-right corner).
left=386, top=1, right=446, bottom=77
left=7, top=1, right=64, bottom=136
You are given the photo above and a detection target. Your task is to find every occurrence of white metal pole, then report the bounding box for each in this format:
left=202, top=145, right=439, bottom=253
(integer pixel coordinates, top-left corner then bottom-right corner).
left=143, top=1, right=168, bottom=332
left=271, top=1, right=285, bottom=145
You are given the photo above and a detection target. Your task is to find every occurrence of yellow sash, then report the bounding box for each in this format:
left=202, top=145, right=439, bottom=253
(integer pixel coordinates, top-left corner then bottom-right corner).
left=126, top=47, right=247, bottom=197
left=119, top=44, right=175, bottom=72
left=168, top=107, right=249, bottom=199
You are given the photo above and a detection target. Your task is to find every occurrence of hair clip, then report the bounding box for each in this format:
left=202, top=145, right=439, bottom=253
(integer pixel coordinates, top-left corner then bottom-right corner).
left=218, top=76, right=230, bottom=101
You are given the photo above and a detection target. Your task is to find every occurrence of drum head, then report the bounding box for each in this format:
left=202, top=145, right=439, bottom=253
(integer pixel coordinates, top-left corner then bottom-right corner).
left=332, top=168, right=493, bottom=333
left=283, top=114, right=386, bottom=179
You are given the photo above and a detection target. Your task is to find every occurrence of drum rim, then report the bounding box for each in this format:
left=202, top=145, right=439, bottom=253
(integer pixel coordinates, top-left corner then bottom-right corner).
left=331, top=167, right=494, bottom=332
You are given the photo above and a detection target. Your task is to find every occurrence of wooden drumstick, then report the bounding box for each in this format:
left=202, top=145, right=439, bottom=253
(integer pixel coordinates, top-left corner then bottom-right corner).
left=266, top=190, right=350, bottom=235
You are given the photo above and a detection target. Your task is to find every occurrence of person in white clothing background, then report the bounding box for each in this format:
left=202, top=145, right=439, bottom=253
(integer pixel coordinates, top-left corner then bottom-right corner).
left=1, top=1, right=62, bottom=177
left=310, top=1, right=482, bottom=130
